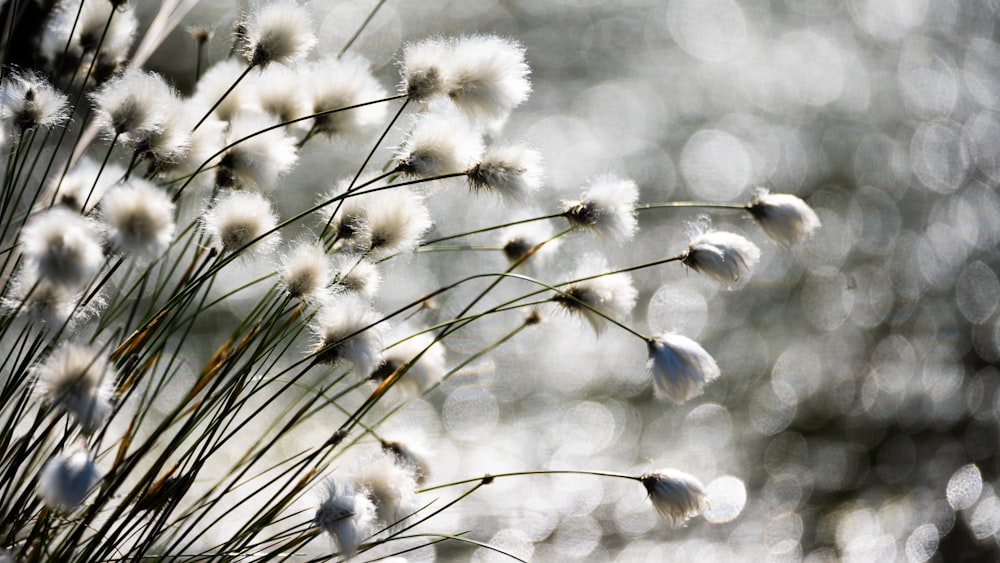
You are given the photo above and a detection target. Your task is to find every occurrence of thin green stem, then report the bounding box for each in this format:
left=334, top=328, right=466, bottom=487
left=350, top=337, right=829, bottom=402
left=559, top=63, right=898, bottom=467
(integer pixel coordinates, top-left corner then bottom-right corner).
left=419, top=469, right=640, bottom=493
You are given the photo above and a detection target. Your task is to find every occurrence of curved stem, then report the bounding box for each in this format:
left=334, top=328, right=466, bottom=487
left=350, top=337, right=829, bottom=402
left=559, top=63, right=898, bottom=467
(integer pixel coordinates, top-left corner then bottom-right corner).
left=421, top=212, right=566, bottom=246
left=419, top=469, right=640, bottom=493
left=637, top=201, right=747, bottom=211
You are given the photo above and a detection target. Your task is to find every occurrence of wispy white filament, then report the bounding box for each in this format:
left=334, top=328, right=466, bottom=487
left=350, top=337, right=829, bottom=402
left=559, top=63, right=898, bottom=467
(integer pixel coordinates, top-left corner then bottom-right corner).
left=38, top=444, right=102, bottom=509
left=241, top=0, right=317, bottom=68
left=681, top=229, right=761, bottom=289
left=646, top=332, right=720, bottom=404
left=747, top=189, right=822, bottom=245
left=562, top=176, right=639, bottom=241
left=315, top=477, right=376, bottom=558
left=640, top=468, right=707, bottom=527
left=34, top=343, right=114, bottom=433
left=201, top=190, right=280, bottom=256
left=21, top=208, right=103, bottom=289
left=100, top=180, right=176, bottom=259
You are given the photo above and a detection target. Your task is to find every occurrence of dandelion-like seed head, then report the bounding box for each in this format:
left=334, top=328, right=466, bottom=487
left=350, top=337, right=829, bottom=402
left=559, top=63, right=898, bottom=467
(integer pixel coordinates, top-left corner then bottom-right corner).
left=680, top=227, right=762, bottom=289
left=21, top=208, right=103, bottom=288
left=369, top=329, right=445, bottom=399
left=241, top=0, right=317, bottom=68
left=561, top=176, right=639, bottom=241
left=746, top=188, right=822, bottom=246
left=467, top=144, right=543, bottom=202
left=640, top=468, right=707, bottom=528
left=331, top=254, right=382, bottom=299
left=38, top=443, right=102, bottom=510
left=356, top=454, right=420, bottom=527
left=381, top=438, right=431, bottom=485
left=100, top=180, right=176, bottom=259
left=0, top=70, right=69, bottom=131
left=216, top=114, right=298, bottom=191
left=3, top=272, right=78, bottom=328
left=41, top=0, right=137, bottom=78
left=34, top=343, right=114, bottom=434
left=193, top=59, right=256, bottom=121
left=500, top=219, right=559, bottom=272
left=310, top=55, right=387, bottom=138
left=400, top=37, right=452, bottom=102
left=363, top=189, right=433, bottom=258
left=202, top=190, right=280, bottom=256
left=315, top=477, right=376, bottom=558
left=395, top=114, right=484, bottom=178
left=646, top=332, right=720, bottom=404
left=253, top=65, right=312, bottom=126
left=281, top=241, right=331, bottom=299
left=446, top=35, right=531, bottom=123
left=46, top=157, right=123, bottom=214
left=91, top=68, right=172, bottom=144
left=310, top=295, right=385, bottom=375
left=553, top=257, right=637, bottom=333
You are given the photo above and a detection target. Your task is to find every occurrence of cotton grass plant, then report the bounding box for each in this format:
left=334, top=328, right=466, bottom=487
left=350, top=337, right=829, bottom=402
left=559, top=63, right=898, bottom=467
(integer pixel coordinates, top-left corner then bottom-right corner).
left=0, top=1, right=822, bottom=560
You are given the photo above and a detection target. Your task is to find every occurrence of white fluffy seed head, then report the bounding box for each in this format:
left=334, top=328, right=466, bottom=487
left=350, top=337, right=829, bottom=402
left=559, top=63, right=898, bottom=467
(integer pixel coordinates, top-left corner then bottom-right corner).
left=3, top=271, right=78, bottom=328
left=281, top=241, right=331, bottom=300
left=331, top=253, right=381, bottom=299
left=399, top=37, right=452, bottom=102
left=310, top=295, right=385, bottom=375
left=681, top=228, right=762, bottom=289
left=216, top=113, right=298, bottom=191
left=325, top=186, right=432, bottom=259
left=467, top=144, right=543, bottom=202
left=91, top=68, right=173, bottom=146
left=395, top=114, right=484, bottom=178
left=553, top=256, right=637, bottom=334
left=562, top=176, right=639, bottom=241
left=500, top=218, right=560, bottom=273
left=21, top=207, right=103, bottom=288
left=747, top=188, right=822, bottom=246
left=0, top=70, right=69, bottom=131
left=41, top=0, right=137, bottom=81
left=315, top=477, right=376, bottom=558
left=38, top=443, right=102, bottom=510
left=241, top=0, right=317, bottom=68
left=34, top=343, right=114, bottom=433
left=356, top=454, right=420, bottom=527
left=192, top=59, right=256, bottom=122
left=646, top=332, right=720, bottom=404
left=100, top=180, right=176, bottom=259
left=445, top=35, right=531, bottom=123
left=370, top=328, right=446, bottom=399
left=46, top=157, right=123, bottom=214
left=253, top=64, right=312, bottom=126
left=309, top=55, right=387, bottom=138
left=201, top=190, right=280, bottom=256
left=639, top=468, right=707, bottom=528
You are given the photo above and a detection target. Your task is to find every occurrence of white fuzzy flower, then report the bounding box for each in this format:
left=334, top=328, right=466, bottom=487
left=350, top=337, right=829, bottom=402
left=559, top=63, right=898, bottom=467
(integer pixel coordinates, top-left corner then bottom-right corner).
left=395, top=114, right=484, bottom=178
left=34, top=343, right=114, bottom=433
left=38, top=443, right=102, bottom=509
left=400, top=37, right=452, bottom=102
left=553, top=257, right=637, bottom=334
left=0, top=70, right=69, bottom=131
left=201, top=190, right=280, bottom=256
left=446, top=35, right=531, bottom=123
left=216, top=113, right=298, bottom=191
left=192, top=59, right=256, bottom=121
left=500, top=218, right=559, bottom=273
left=681, top=229, right=761, bottom=289
left=3, top=272, right=78, bottom=328
left=41, top=0, right=137, bottom=76
left=381, top=437, right=431, bottom=485
left=91, top=68, right=173, bottom=148
left=746, top=189, right=822, bottom=246
left=645, top=332, right=720, bottom=404
left=561, top=176, right=639, bottom=241
left=326, top=186, right=432, bottom=259
left=309, top=55, right=387, bottom=138
left=253, top=64, right=312, bottom=126
left=315, top=477, right=376, bottom=558
left=356, top=454, right=420, bottom=527
left=140, top=94, right=192, bottom=167
left=310, top=295, right=385, bottom=375
left=467, top=144, right=543, bottom=202
left=46, top=157, right=123, bottom=214
left=99, top=180, right=176, bottom=259
left=21, top=207, right=103, bottom=288
left=331, top=253, right=381, bottom=299
left=639, top=468, right=707, bottom=528
left=281, top=241, right=331, bottom=299
left=241, top=0, right=317, bottom=68
left=371, top=329, right=446, bottom=398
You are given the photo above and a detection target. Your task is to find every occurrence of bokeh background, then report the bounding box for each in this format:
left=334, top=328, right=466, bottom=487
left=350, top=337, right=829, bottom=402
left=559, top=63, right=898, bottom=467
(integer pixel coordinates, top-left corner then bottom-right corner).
left=9, top=0, right=1000, bottom=560
left=154, top=1, right=1000, bottom=561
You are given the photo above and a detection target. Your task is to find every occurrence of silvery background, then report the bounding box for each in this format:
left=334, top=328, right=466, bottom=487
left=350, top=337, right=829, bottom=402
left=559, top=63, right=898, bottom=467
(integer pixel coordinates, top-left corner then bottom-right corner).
left=28, top=0, right=1000, bottom=560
